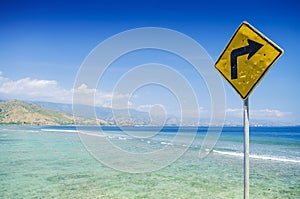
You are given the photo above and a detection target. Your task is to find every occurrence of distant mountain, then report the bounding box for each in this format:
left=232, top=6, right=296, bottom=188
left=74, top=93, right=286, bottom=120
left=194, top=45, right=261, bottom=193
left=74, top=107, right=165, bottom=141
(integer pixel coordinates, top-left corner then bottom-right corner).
left=0, top=100, right=109, bottom=125
left=32, top=101, right=75, bottom=115
left=1, top=100, right=291, bottom=126
left=33, top=101, right=151, bottom=125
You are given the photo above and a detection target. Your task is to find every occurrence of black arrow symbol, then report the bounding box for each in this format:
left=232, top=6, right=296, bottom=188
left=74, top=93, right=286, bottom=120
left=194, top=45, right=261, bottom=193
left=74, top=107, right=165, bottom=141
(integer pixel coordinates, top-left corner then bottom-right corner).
left=230, top=39, right=263, bottom=79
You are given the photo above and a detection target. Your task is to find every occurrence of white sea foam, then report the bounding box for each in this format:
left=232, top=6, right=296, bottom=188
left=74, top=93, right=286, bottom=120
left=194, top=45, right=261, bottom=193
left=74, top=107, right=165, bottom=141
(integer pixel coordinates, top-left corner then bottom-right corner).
left=118, top=137, right=127, bottom=140
left=161, top=141, right=173, bottom=146
left=213, top=150, right=300, bottom=163
left=42, top=129, right=107, bottom=138
left=41, top=129, right=78, bottom=133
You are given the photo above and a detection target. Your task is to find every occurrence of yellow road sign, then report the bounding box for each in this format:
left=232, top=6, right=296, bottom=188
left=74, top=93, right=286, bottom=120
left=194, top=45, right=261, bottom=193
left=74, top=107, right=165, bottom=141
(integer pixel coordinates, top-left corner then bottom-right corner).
left=215, top=21, right=283, bottom=99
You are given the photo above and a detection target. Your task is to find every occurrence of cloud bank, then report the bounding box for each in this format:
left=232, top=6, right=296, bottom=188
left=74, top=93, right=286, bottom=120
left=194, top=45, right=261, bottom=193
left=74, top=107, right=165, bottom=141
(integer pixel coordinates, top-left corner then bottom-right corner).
left=226, top=108, right=292, bottom=123
left=0, top=72, right=129, bottom=108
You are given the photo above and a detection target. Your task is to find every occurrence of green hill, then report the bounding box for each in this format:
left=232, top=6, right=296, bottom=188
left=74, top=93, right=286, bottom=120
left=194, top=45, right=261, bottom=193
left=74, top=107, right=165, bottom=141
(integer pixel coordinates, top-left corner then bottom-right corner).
left=0, top=100, right=109, bottom=125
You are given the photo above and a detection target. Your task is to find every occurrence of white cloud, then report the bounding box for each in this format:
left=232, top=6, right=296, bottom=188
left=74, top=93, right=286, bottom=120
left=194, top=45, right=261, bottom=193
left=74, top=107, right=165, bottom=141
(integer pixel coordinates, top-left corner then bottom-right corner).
left=0, top=72, right=132, bottom=108
left=73, top=83, right=133, bottom=108
left=250, top=109, right=292, bottom=119
left=225, top=108, right=292, bottom=121
left=136, top=104, right=207, bottom=118
left=137, top=104, right=159, bottom=112
left=0, top=73, right=71, bottom=103
left=225, top=108, right=243, bottom=117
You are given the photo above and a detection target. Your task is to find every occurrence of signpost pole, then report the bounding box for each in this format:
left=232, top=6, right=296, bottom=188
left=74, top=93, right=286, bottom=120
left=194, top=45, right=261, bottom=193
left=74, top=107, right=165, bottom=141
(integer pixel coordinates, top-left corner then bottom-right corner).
left=243, top=98, right=250, bottom=199
left=215, top=21, right=283, bottom=199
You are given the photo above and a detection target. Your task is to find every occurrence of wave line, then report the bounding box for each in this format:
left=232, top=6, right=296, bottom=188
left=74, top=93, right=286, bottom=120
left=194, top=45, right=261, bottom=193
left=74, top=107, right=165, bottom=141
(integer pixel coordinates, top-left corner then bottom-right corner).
left=213, top=150, right=300, bottom=163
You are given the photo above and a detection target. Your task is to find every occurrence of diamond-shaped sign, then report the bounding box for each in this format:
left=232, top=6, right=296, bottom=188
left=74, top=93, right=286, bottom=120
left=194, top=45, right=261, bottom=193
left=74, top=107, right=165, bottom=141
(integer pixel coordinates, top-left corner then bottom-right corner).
left=215, top=21, right=283, bottom=99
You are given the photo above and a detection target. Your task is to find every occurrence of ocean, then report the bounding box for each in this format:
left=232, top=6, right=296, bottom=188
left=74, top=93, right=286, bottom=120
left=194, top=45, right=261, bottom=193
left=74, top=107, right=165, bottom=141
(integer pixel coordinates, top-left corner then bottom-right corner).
left=0, top=125, right=299, bottom=198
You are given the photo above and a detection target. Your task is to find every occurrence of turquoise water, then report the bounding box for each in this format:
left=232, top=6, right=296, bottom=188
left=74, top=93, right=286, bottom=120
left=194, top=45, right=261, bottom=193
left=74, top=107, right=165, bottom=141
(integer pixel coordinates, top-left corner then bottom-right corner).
left=0, top=126, right=299, bottom=198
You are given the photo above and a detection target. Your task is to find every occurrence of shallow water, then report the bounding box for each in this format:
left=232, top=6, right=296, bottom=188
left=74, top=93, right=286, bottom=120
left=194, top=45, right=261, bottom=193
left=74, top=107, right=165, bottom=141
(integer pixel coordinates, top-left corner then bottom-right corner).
left=0, top=126, right=299, bottom=198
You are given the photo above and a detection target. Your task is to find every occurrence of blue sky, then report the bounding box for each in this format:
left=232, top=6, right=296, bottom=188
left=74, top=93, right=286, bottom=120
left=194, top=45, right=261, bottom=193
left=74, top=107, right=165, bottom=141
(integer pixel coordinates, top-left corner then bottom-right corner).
left=0, top=0, right=299, bottom=125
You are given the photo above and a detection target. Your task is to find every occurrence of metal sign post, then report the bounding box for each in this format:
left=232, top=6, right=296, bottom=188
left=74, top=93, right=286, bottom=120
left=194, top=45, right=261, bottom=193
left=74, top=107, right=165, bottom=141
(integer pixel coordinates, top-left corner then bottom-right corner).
left=243, top=98, right=249, bottom=199
left=215, top=21, right=283, bottom=199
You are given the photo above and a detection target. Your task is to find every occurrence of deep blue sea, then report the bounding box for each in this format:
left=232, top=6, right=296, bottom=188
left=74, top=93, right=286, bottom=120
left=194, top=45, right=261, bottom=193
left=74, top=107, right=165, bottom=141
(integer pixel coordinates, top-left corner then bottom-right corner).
left=0, top=125, right=299, bottom=198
